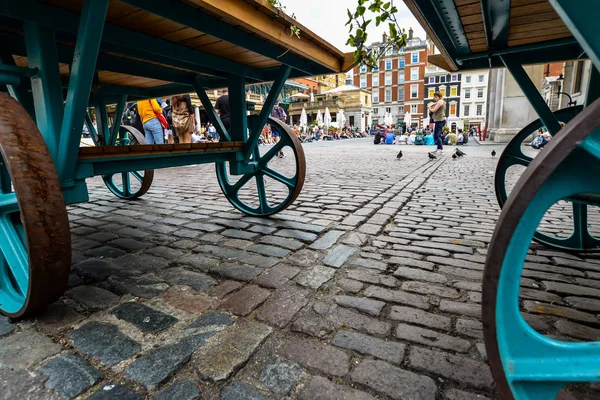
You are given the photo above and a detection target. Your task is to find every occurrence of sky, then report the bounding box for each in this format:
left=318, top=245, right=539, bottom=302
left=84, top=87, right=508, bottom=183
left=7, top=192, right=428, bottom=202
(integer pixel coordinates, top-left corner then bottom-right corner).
left=280, top=0, right=426, bottom=52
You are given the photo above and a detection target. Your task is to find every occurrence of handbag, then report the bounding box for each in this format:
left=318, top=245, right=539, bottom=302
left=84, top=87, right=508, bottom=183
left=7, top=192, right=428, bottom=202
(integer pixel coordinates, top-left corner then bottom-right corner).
left=150, top=100, right=169, bottom=130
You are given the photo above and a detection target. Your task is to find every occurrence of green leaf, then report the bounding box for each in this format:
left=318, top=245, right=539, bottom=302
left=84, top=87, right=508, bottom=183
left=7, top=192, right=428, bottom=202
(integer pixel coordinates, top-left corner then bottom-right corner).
left=383, top=1, right=391, bottom=9
left=357, top=5, right=366, bottom=15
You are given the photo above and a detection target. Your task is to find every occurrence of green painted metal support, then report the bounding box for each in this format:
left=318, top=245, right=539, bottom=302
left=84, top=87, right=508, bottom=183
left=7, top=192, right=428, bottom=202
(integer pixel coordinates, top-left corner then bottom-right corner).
left=84, top=112, right=99, bottom=145
left=23, top=22, right=65, bottom=162
left=0, top=50, right=35, bottom=120
left=110, top=95, right=127, bottom=146
left=58, top=0, right=109, bottom=183
left=480, top=0, right=511, bottom=50
left=93, top=91, right=110, bottom=146
left=585, top=66, right=600, bottom=108
left=501, top=54, right=562, bottom=134
left=193, top=77, right=231, bottom=142
left=244, top=66, right=291, bottom=160
left=549, top=0, right=600, bottom=73
left=228, top=75, right=247, bottom=144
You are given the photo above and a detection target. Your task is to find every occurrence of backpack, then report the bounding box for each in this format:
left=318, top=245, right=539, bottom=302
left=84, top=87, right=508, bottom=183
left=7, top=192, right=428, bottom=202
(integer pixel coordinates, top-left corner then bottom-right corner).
left=122, top=103, right=143, bottom=133
left=415, top=134, right=425, bottom=145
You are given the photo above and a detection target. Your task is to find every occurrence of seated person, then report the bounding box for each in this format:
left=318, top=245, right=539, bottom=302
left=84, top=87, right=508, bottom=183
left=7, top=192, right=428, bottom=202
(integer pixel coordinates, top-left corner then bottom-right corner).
left=424, top=133, right=435, bottom=145
left=396, top=134, right=408, bottom=144
left=408, top=132, right=416, bottom=145
left=385, top=131, right=395, bottom=144
left=531, top=132, right=548, bottom=149
left=373, top=130, right=384, bottom=144
left=456, top=130, right=465, bottom=145
left=446, top=132, right=457, bottom=145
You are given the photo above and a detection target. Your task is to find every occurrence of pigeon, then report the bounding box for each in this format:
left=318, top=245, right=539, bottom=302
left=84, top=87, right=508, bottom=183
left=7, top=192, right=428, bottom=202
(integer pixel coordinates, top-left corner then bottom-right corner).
left=491, top=150, right=496, bottom=157
left=455, top=149, right=466, bottom=157
left=428, top=152, right=437, bottom=160
left=396, top=150, right=403, bottom=159
left=452, top=153, right=457, bottom=159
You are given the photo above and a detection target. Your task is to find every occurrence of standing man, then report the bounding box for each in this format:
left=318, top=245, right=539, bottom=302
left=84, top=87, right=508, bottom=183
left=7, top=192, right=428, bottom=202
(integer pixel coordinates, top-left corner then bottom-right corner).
left=427, top=91, right=446, bottom=155
left=215, top=88, right=230, bottom=139
left=270, top=100, right=287, bottom=158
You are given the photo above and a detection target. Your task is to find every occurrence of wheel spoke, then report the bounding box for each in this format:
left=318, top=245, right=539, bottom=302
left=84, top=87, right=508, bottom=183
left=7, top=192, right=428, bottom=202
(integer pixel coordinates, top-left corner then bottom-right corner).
left=570, top=202, right=588, bottom=248
left=260, top=166, right=295, bottom=189
left=255, top=174, right=269, bottom=214
left=121, top=173, right=131, bottom=197
left=260, top=140, right=286, bottom=163
left=227, top=172, right=254, bottom=196
left=0, top=193, right=18, bottom=215
left=505, top=153, right=532, bottom=167
left=0, top=216, right=28, bottom=295
left=131, top=170, right=144, bottom=184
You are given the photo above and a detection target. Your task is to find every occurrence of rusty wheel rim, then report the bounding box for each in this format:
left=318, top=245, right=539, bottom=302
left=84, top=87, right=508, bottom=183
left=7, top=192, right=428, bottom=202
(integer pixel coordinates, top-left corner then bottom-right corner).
left=0, top=93, right=71, bottom=317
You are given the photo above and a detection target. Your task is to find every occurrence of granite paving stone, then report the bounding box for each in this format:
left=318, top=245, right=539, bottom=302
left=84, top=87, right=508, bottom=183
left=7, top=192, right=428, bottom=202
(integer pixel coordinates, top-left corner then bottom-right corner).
left=186, top=311, right=235, bottom=331
left=332, top=330, right=405, bottom=364
left=291, top=315, right=335, bottom=339
left=161, top=287, right=215, bottom=315
left=296, top=265, right=336, bottom=289
left=286, top=249, right=322, bottom=267
left=309, top=230, right=345, bottom=250
left=363, top=285, right=430, bottom=310
left=351, top=359, right=437, bottom=400
left=257, top=286, right=310, bottom=327
left=389, top=305, right=452, bottom=330
left=220, top=381, right=267, bottom=400
left=258, top=235, right=304, bottom=250
left=247, top=243, right=291, bottom=258
left=0, top=316, right=14, bottom=338
left=0, top=330, right=61, bottom=370
left=254, top=264, right=301, bottom=288
left=220, top=285, right=272, bottom=316
left=66, top=286, right=119, bottom=310
left=279, top=337, right=350, bottom=377
left=210, top=280, right=244, bottom=299
left=327, top=306, right=391, bottom=336
left=194, top=320, right=272, bottom=381
left=259, top=358, right=302, bottom=396
left=333, top=295, right=386, bottom=316
left=0, top=367, right=64, bottom=400
left=39, top=353, right=102, bottom=399
left=275, top=229, right=318, bottom=242
left=443, top=388, right=491, bottom=400
left=298, top=376, right=376, bottom=400
left=152, top=381, right=201, bottom=400
left=111, top=302, right=178, bottom=333
left=67, top=321, right=141, bottom=366
left=212, top=262, right=262, bottom=282
left=108, top=275, right=169, bottom=298
left=159, top=267, right=216, bottom=292
left=395, top=323, right=471, bottom=352
left=323, top=244, right=359, bottom=268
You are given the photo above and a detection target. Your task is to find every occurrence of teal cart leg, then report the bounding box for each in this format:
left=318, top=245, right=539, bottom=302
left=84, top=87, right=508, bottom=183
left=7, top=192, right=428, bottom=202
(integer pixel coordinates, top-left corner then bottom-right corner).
left=109, top=95, right=128, bottom=146
left=193, top=77, right=232, bottom=142
left=0, top=51, right=36, bottom=120
left=483, top=99, right=600, bottom=399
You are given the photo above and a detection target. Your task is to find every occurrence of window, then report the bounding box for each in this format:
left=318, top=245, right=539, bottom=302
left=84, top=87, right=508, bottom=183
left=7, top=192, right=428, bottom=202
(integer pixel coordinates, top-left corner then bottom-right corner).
left=410, top=84, right=418, bottom=98
left=385, top=60, right=392, bottom=70
left=360, top=65, right=367, bottom=73
left=385, top=89, right=392, bottom=102
left=476, top=104, right=483, bottom=116
left=464, top=105, right=470, bottom=116
left=478, top=74, right=485, bottom=83
left=399, top=59, right=405, bottom=68
left=386, top=47, right=393, bottom=56
left=349, top=116, right=355, bottom=126
left=440, top=88, right=446, bottom=97
left=428, top=88, right=435, bottom=98
left=399, top=105, right=404, bottom=114
left=373, top=65, right=379, bottom=72
left=411, top=104, right=418, bottom=114
left=385, top=107, right=391, bottom=113
left=373, top=74, right=379, bottom=87
left=385, top=73, right=392, bottom=85
left=411, top=67, right=419, bottom=81
left=373, top=108, right=378, bottom=114
left=360, top=76, right=366, bottom=88
left=574, top=61, right=584, bottom=93
left=465, top=75, right=471, bottom=84
left=451, top=74, right=458, bottom=82
left=440, top=75, right=446, bottom=83
left=429, top=77, right=436, bottom=84
left=465, top=89, right=471, bottom=99
left=373, top=93, right=379, bottom=103
left=450, top=103, right=457, bottom=116
left=477, top=88, right=484, bottom=98
left=399, top=72, right=405, bottom=83
left=398, top=88, right=404, bottom=101
left=450, top=87, right=457, bottom=97
left=365, top=96, right=369, bottom=104
left=412, top=52, right=419, bottom=63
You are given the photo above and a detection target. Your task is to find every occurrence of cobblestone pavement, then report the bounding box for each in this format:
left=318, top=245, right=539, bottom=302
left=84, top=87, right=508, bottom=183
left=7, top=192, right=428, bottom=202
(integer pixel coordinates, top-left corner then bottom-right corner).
left=2, top=138, right=600, bottom=400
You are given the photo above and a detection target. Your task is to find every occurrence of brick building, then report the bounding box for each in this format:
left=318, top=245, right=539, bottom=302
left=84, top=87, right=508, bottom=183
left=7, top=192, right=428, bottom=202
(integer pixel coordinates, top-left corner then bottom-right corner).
left=352, top=29, right=428, bottom=128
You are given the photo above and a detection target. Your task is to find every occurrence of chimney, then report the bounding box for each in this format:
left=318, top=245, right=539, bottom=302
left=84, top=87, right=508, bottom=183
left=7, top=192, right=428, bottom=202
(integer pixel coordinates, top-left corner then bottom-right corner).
left=383, top=32, right=388, bottom=43
left=409, top=27, right=413, bottom=40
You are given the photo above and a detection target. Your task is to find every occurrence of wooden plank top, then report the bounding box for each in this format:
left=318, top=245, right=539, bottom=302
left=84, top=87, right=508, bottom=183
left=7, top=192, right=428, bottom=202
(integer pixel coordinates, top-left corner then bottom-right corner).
left=78, top=141, right=245, bottom=160
left=404, top=0, right=576, bottom=71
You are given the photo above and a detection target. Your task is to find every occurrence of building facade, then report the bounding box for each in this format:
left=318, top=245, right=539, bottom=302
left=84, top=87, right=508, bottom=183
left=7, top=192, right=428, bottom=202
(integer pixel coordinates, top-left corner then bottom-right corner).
left=423, top=66, right=461, bottom=130
left=352, top=29, right=428, bottom=128
left=460, top=69, right=489, bottom=131
left=315, top=73, right=347, bottom=93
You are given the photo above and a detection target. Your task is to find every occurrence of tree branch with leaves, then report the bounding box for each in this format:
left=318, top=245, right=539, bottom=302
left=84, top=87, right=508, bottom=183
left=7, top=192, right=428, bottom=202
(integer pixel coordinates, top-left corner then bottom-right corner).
left=267, top=0, right=301, bottom=38
left=346, top=0, right=407, bottom=69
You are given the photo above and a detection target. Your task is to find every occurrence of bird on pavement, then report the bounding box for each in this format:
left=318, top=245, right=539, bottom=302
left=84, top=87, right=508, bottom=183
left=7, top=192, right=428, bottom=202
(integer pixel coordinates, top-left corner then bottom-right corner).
left=428, top=152, right=437, bottom=160
left=491, top=149, right=496, bottom=157
left=455, top=148, right=466, bottom=157
left=452, top=153, right=457, bottom=159
left=397, top=150, right=403, bottom=159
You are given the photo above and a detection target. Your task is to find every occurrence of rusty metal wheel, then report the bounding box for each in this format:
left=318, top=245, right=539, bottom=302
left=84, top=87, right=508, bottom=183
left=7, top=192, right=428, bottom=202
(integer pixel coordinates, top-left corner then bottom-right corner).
left=102, top=125, right=154, bottom=200
left=483, top=98, right=600, bottom=399
left=0, top=93, right=71, bottom=318
left=216, top=116, right=305, bottom=216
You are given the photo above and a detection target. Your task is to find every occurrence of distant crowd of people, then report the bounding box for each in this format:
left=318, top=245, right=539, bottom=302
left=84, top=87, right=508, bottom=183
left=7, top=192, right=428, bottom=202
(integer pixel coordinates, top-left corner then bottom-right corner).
left=372, top=126, right=468, bottom=146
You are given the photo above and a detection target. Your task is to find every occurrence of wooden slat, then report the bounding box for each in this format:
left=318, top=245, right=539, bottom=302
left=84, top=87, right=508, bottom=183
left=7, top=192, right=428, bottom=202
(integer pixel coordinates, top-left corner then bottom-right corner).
left=508, top=32, right=574, bottom=47
left=511, top=11, right=560, bottom=25
left=511, top=0, right=549, bottom=7
left=457, top=3, right=481, bottom=16
left=78, top=141, right=245, bottom=160
left=510, top=19, right=568, bottom=33
left=461, top=13, right=484, bottom=25
left=508, top=26, right=571, bottom=41
left=511, top=2, right=556, bottom=17
left=454, top=0, right=479, bottom=5
left=466, top=31, right=486, bottom=40
left=470, top=45, right=488, bottom=52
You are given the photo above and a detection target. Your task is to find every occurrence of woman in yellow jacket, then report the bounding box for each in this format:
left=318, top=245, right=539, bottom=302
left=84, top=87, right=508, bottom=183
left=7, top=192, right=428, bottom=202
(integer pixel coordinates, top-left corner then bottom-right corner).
left=136, top=98, right=164, bottom=144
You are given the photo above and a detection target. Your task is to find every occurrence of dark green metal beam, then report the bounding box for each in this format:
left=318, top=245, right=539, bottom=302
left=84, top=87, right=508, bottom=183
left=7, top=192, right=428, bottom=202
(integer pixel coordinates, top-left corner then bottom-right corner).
left=480, top=0, right=510, bottom=50
left=421, top=0, right=470, bottom=56
left=122, top=0, right=329, bottom=76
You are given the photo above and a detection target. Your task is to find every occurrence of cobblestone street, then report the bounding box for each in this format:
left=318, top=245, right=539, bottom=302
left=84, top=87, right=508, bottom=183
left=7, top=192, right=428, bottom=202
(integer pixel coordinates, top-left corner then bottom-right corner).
left=2, top=138, right=600, bottom=400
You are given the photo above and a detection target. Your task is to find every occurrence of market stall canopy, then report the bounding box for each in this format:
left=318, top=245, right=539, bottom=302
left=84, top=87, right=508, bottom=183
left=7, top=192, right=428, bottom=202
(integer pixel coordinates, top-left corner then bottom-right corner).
left=291, top=93, right=310, bottom=98
left=403, top=0, right=584, bottom=72
left=1, top=0, right=357, bottom=99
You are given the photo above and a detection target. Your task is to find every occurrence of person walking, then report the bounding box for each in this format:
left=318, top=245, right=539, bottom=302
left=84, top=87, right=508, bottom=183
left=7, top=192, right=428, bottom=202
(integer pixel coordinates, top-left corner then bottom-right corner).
left=428, top=91, right=446, bottom=155
left=270, top=100, right=287, bottom=158
left=136, top=98, right=165, bottom=144
left=170, top=94, right=196, bottom=144
left=215, top=89, right=230, bottom=132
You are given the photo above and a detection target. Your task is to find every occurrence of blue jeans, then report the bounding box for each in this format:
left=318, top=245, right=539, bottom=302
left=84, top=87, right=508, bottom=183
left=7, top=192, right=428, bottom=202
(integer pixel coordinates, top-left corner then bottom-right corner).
left=433, top=120, right=445, bottom=150
left=143, top=117, right=164, bottom=144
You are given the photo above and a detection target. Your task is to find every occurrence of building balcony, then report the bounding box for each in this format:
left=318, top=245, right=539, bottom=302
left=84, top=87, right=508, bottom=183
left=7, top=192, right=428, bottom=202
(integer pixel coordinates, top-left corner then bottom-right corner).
left=288, top=98, right=341, bottom=112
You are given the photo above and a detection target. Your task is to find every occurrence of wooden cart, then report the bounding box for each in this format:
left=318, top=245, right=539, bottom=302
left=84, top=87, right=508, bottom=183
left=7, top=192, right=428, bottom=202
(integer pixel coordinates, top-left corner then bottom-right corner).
left=0, top=0, right=353, bottom=317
